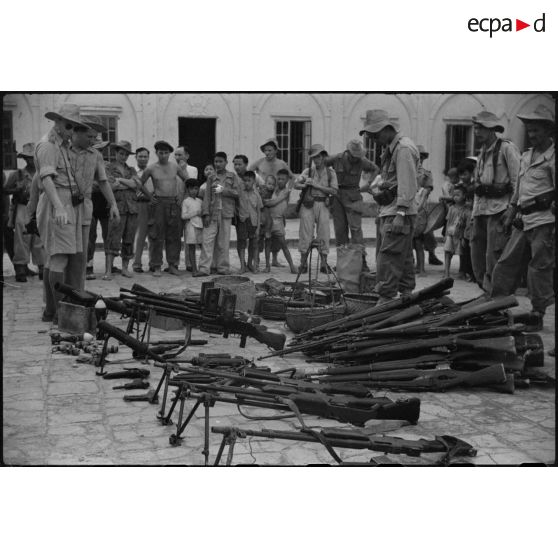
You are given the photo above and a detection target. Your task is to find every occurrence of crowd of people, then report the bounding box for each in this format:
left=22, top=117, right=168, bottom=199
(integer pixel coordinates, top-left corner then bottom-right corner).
left=2, top=102, right=555, bottom=332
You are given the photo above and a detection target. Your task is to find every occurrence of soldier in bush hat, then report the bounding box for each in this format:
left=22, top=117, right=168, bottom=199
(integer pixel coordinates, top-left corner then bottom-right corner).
left=294, top=144, right=338, bottom=272
left=325, top=139, right=379, bottom=271
left=4, top=143, right=46, bottom=282
left=491, top=105, right=555, bottom=332
left=360, top=110, right=419, bottom=303
left=34, top=103, right=96, bottom=322
left=470, top=110, right=521, bottom=292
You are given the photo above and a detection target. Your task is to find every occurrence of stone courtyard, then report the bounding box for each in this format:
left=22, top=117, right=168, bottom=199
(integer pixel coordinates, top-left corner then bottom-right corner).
left=2, top=223, right=555, bottom=466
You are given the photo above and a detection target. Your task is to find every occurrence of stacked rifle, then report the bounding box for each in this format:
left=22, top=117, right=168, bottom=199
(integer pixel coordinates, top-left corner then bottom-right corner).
left=261, top=278, right=547, bottom=393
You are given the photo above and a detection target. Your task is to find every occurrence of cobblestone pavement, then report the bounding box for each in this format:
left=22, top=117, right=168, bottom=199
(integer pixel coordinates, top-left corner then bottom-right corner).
left=2, top=237, right=555, bottom=466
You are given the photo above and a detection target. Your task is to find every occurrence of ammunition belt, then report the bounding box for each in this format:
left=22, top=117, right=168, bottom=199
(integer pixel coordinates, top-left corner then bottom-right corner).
left=474, top=183, right=513, bottom=198
left=520, top=191, right=555, bottom=215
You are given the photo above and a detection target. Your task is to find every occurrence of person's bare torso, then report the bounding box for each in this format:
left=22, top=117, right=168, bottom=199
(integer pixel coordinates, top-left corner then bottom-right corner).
left=151, top=161, right=180, bottom=196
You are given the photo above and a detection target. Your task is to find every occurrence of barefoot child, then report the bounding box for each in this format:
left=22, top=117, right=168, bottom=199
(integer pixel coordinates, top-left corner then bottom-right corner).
left=265, top=168, right=297, bottom=273
left=238, top=171, right=263, bottom=273
left=444, top=185, right=467, bottom=279
left=181, top=179, right=203, bottom=274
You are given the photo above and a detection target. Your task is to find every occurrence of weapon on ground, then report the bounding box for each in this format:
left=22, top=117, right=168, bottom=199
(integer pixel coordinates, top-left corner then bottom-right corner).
left=113, top=379, right=150, bottom=390
left=101, top=368, right=150, bottom=380
left=211, top=426, right=477, bottom=466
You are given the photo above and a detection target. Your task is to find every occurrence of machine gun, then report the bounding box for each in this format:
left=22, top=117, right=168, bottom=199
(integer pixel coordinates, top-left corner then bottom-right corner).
left=120, top=286, right=286, bottom=351
left=211, top=426, right=477, bottom=466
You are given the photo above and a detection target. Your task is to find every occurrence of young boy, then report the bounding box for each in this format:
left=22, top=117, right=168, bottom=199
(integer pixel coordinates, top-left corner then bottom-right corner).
left=444, top=186, right=468, bottom=279
left=181, top=179, right=203, bottom=274
left=256, top=175, right=276, bottom=272
left=457, top=160, right=476, bottom=281
left=237, top=171, right=263, bottom=273
left=265, top=168, right=297, bottom=273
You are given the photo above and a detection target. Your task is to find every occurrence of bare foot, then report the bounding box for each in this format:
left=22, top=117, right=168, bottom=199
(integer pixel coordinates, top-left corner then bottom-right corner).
left=121, top=269, right=133, bottom=278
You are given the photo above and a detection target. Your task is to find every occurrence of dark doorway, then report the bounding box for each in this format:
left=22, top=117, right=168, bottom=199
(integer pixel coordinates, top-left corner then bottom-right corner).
left=178, top=117, right=216, bottom=177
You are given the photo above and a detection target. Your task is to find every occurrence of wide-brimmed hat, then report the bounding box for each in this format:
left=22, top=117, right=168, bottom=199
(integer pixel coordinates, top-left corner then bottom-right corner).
left=346, top=139, right=366, bottom=158
left=81, top=115, right=107, bottom=134
left=44, top=103, right=91, bottom=129
left=359, top=109, right=399, bottom=135
left=111, top=140, right=134, bottom=154
left=17, top=143, right=35, bottom=159
left=416, top=144, right=429, bottom=157
left=260, top=138, right=279, bottom=152
left=93, top=140, right=110, bottom=151
left=472, top=111, right=504, bottom=133
left=154, top=140, right=174, bottom=153
left=308, top=144, right=328, bottom=158
left=517, top=104, right=555, bottom=125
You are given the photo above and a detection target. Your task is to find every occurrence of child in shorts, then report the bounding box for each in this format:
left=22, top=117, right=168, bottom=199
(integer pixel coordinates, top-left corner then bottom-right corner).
left=265, top=168, right=296, bottom=273
left=181, top=179, right=203, bottom=274
left=444, top=185, right=467, bottom=279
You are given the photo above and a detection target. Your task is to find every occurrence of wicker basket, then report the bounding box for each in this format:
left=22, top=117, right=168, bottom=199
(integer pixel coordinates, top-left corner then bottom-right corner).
left=344, top=293, right=378, bottom=314
left=212, top=275, right=256, bottom=313
left=285, top=304, right=346, bottom=334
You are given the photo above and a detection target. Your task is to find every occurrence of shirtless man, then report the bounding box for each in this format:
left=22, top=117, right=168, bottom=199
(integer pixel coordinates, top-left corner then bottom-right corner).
left=139, top=140, right=188, bottom=276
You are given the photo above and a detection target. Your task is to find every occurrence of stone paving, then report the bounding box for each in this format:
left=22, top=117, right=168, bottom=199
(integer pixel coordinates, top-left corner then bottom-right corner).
left=2, top=235, right=555, bottom=466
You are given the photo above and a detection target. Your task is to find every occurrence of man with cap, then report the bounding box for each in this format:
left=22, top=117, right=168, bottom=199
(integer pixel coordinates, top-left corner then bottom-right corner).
left=294, top=144, right=338, bottom=272
left=491, top=105, right=555, bottom=332
left=325, top=140, right=378, bottom=270
left=470, top=110, right=520, bottom=292
left=250, top=139, right=294, bottom=267
left=360, top=109, right=419, bottom=303
left=132, top=147, right=153, bottom=273
left=4, top=143, right=46, bottom=282
left=103, top=141, right=140, bottom=279
left=69, top=121, right=119, bottom=288
left=249, top=138, right=293, bottom=182
left=139, top=140, right=189, bottom=276
left=34, top=103, right=95, bottom=322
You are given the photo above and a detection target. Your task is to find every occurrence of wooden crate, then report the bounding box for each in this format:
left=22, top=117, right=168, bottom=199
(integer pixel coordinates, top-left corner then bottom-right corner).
left=58, top=302, right=97, bottom=335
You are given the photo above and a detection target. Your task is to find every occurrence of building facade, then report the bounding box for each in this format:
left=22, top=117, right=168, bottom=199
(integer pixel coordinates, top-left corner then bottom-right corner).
left=2, top=92, right=553, bottom=199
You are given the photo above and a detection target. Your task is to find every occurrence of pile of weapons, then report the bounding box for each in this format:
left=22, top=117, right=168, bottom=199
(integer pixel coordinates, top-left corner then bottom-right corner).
left=262, top=278, right=549, bottom=393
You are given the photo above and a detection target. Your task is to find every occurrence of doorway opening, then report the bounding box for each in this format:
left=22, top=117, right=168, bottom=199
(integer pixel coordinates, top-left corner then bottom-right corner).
left=178, top=117, right=216, bottom=175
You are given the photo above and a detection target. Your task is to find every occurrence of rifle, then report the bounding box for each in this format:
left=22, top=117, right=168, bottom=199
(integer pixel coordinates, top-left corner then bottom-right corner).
left=211, top=426, right=477, bottom=466
left=327, top=334, right=517, bottom=361
left=113, top=379, right=150, bottom=390
left=356, top=364, right=507, bottom=392
left=101, top=368, right=150, bottom=380
left=295, top=157, right=313, bottom=214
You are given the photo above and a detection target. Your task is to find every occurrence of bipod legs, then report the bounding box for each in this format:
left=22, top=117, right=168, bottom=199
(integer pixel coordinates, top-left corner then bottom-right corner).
left=156, top=364, right=177, bottom=420
left=169, top=393, right=216, bottom=466
left=94, top=334, right=110, bottom=376
left=213, top=428, right=242, bottom=466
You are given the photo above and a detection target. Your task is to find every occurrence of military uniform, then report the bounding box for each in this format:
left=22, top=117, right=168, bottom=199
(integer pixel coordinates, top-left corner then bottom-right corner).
left=328, top=151, right=377, bottom=248
left=471, top=138, right=520, bottom=290
left=297, top=165, right=338, bottom=256
left=5, top=168, right=46, bottom=277
left=374, top=133, right=419, bottom=300
left=491, top=141, right=555, bottom=315
left=105, top=161, right=138, bottom=262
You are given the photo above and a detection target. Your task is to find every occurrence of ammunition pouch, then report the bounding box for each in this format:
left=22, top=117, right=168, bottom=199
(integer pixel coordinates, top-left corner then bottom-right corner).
left=372, top=187, right=397, bottom=206
left=474, top=182, right=513, bottom=198
left=520, top=191, right=555, bottom=216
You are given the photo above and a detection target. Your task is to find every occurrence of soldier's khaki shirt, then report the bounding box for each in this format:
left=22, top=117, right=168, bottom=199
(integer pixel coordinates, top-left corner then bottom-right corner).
left=513, top=142, right=555, bottom=231
left=473, top=138, right=520, bottom=217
